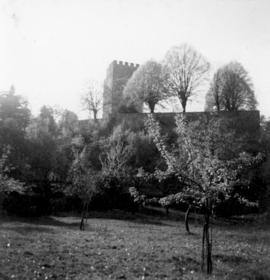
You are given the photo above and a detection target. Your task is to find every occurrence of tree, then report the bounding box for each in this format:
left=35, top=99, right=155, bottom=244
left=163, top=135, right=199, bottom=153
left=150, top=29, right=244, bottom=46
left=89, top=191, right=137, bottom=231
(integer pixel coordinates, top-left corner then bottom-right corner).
left=82, top=81, right=102, bottom=121
left=58, top=109, right=79, bottom=138
left=0, top=86, right=30, bottom=134
left=123, top=60, right=167, bottom=113
left=99, top=125, right=134, bottom=176
left=163, top=44, right=210, bottom=112
left=205, top=62, right=257, bottom=111
left=26, top=106, right=59, bottom=197
left=205, top=71, right=223, bottom=111
left=68, top=153, right=100, bottom=230
left=37, top=106, right=58, bottom=137
left=0, top=86, right=31, bottom=179
left=145, top=114, right=263, bottom=275
left=0, top=149, right=24, bottom=194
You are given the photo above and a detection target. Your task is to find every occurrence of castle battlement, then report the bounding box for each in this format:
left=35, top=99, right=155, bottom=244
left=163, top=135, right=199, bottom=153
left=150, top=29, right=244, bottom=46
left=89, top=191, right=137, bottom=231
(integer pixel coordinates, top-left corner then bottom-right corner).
left=112, top=60, right=140, bottom=68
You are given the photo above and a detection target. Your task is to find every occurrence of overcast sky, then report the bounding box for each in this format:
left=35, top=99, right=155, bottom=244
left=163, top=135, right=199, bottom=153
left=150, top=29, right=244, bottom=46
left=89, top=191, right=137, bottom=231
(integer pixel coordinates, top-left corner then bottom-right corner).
left=1, top=0, right=270, bottom=118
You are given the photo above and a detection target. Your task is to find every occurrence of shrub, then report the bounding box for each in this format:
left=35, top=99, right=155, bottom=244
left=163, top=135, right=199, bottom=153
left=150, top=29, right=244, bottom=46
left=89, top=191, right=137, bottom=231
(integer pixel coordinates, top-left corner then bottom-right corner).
left=3, top=191, right=50, bottom=217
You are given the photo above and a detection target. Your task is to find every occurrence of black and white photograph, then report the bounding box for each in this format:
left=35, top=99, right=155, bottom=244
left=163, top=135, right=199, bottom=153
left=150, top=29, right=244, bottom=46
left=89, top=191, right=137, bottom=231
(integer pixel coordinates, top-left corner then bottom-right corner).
left=0, top=0, right=270, bottom=279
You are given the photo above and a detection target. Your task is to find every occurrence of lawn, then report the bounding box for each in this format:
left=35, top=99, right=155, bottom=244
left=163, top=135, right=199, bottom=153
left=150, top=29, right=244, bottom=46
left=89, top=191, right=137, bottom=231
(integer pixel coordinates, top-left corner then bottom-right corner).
left=0, top=212, right=269, bottom=280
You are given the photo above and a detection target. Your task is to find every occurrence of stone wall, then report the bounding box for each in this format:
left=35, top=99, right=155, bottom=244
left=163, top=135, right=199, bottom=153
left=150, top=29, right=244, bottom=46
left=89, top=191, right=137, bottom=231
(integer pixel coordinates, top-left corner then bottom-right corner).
left=115, top=110, right=261, bottom=152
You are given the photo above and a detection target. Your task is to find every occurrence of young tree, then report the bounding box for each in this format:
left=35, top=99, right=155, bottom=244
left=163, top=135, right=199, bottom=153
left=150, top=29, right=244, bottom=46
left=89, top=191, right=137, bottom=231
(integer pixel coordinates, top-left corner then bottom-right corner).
left=145, top=114, right=263, bottom=275
left=205, top=62, right=257, bottom=111
left=68, top=155, right=100, bottom=230
left=82, top=81, right=102, bottom=121
left=99, top=125, right=134, bottom=176
left=123, top=60, right=167, bottom=113
left=163, top=44, right=210, bottom=112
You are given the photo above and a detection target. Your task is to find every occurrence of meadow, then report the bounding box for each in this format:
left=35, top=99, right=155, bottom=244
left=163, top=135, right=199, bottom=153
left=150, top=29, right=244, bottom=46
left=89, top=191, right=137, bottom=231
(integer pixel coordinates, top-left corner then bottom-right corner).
left=0, top=212, right=269, bottom=280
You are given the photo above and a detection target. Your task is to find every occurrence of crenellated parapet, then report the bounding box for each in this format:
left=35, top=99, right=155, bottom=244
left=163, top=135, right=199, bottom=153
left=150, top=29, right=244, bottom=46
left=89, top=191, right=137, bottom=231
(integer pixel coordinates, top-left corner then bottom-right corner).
left=112, top=60, right=140, bottom=68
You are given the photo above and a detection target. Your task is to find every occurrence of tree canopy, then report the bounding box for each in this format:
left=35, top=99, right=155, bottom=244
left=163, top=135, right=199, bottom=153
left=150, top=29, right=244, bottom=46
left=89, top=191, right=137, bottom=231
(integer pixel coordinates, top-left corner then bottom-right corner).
left=163, top=44, right=210, bottom=113
left=123, top=60, right=167, bottom=113
left=205, top=62, right=257, bottom=111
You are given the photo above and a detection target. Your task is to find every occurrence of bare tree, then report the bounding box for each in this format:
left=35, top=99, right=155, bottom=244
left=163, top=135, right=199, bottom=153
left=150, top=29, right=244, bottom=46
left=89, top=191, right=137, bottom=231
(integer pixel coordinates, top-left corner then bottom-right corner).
left=163, top=44, right=210, bottom=112
left=205, top=62, right=257, bottom=112
left=123, top=60, right=168, bottom=113
left=81, top=81, right=102, bottom=121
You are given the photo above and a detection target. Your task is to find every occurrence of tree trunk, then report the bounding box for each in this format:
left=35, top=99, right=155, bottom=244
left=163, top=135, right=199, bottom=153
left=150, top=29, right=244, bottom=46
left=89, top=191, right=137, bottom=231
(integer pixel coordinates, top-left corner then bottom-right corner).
left=201, top=209, right=213, bottom=274
left=181, top=97, right=187, bottom=113
left=165, top=206, right=169, bottom=216
left=148, top=102, right=155, bottom=113
left=80, top=215, right=85, bottom=231
left=93, top=110, right=97, bottom=121
left=185, top=204, right=192, bottom=234
left=80, top=202, right=89, bottom=231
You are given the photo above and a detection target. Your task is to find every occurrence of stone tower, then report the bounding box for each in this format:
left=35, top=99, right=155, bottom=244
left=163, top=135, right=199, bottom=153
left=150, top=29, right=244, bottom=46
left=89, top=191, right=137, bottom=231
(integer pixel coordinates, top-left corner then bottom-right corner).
left=103, top=60, right=141, bottom=119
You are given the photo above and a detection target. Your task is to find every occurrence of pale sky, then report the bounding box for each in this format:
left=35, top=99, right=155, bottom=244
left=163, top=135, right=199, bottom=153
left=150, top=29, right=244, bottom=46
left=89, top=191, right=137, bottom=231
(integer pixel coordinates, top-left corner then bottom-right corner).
left=1, top=0, right=270, bottom=119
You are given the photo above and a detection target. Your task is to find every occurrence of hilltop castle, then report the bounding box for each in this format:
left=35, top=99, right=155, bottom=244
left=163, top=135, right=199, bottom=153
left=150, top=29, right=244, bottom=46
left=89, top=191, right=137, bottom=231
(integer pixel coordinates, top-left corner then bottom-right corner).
left=79, top=60, right=260, bottom=153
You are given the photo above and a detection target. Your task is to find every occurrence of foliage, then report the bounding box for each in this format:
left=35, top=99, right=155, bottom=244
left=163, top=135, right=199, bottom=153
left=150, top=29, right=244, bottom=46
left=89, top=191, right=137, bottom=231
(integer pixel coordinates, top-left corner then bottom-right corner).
left=58, top=109, right=79, bottom=138
left=123, top=60, right=168, bottom=113
left=99, top=124, right=134, bottom=176
left=146, top=114, right=263, bottom=209
left=163, top=44, right=210, bottom=112
left=0, top=150, right=24, bottom=195
left=144, top=113, right=264, bottom=274
left=0, top=87, right=31, bottom=179
left=205, top=62, right=257, bottom=112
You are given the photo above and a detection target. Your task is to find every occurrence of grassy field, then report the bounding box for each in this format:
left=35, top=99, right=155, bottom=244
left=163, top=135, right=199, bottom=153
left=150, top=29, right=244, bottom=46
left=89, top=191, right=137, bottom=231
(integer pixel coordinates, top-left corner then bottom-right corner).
left=0, top=212, right=269, bottom=280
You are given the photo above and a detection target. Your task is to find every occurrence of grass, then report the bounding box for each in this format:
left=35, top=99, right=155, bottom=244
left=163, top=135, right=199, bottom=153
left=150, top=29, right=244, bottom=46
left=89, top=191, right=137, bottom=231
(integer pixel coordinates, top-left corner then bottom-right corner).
left=0, top=211, right=269, bottom=280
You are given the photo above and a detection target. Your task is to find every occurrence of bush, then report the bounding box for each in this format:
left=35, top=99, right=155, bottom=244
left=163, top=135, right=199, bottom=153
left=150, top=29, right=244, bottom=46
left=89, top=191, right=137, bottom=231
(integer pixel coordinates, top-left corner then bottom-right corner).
left=50, top=193, right=81, bottom=214
left=89, top=174, right=137, bottom=212
left=3, top=191, right=50, bottom=217
left=214, top=197, right=259, bottom=217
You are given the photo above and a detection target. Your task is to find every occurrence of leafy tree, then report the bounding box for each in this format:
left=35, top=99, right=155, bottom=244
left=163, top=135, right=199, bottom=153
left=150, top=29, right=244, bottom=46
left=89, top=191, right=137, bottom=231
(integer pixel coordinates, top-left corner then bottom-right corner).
left=38, top=106, right=58, bottom=137
left=163, top=44, right=210, bottom=112
left=58, top=109, right=79, bottom=138
left=204, top=71, right=223, bottom=111
left=205, top=62, right=257, bottom=111
left=123, top=60, right=167, bottom=113
left=26, top=107, right=59, bottom=196
left=145, top=114, right=263, bottom=274
left=0, top=86, right=31, bottom=179
left=68, top=155, right=100, bottom=230
left=99, top=125, right=134, bottom=176
left=0, top=86, right=30, bottom=134
left=0, top=149, right=24, bottom=195
left=81, top=81, right=102, bottom=121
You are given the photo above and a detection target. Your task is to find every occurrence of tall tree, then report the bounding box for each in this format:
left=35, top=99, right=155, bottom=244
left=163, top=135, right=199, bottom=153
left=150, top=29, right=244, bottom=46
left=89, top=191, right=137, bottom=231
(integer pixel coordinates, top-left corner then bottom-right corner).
left=163, top=44, right=210, bottom=112
left=205, top=71, right=223, bottom=111
left=0, top=86, right=31, bottom=179
left=26, top=106, right=59, bottom=195
left=205, top=62, right=257, bottom=111
left=82, top=81, right=102, bottom=121
left=123, top=60, right=167, bottom=113
left=0, top=86, right=31, bottom=137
